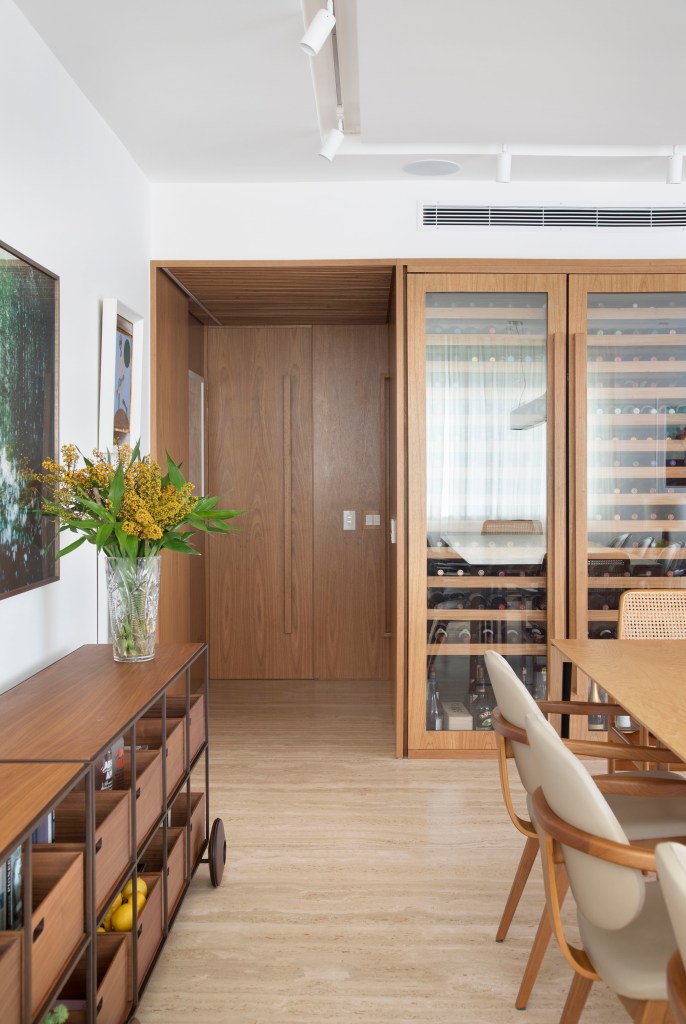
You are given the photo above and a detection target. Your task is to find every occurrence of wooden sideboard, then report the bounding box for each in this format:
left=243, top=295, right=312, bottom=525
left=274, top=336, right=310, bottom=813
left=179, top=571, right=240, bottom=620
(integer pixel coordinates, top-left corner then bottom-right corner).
left=0, top=643, right=222, bottom=1024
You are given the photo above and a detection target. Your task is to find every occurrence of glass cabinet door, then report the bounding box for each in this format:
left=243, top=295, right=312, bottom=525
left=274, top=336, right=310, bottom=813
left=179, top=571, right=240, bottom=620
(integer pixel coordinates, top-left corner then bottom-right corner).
left=407, top=275, right=566, bottom=754
left=570, top=276, right=686, bottom=683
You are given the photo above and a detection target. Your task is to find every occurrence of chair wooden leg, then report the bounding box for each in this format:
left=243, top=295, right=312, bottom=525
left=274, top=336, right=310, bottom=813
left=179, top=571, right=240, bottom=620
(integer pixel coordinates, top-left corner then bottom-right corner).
left=560, top=973, right=593, bottom=1024
left=618, top=997, right=674, bottom=1024
left=496, top=834, right=538, bottom=942
left=516, top=864, right=569, bottom=1010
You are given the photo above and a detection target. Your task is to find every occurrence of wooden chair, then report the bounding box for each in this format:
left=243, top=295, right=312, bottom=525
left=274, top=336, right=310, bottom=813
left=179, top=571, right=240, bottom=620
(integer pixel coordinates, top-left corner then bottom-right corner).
left=614, top=589, right=686, bottom=745
left=485, top=650, right=686, bottom=1011
left=655, top=842, right=686, bottom=1024
left=618, top=589, right=686, bottom=640
left=528, top=711, right=682, bottom=1024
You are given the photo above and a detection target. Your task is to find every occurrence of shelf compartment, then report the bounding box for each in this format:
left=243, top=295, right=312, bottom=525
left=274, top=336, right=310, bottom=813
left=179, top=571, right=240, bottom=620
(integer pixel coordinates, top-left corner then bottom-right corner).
left=123, top=750, right=163, bottom=850
left=59, top=932, right=131, bottom=1024
left=428, top=575, right=547, bottom=587
left=138, top=827, right=186, bottom=918
left=0, top=935, right=21, bottom=1024
left=54, top=789, right=131, bottom=916
left=135, top=717, right=185, bottom=797
left=31, top=848, right=85, bottom=1018
left=170, top=791, right=206, bottom=872
left=143, top=694, right=206, bottom=767
left=136, top=872, right=163, bottom=987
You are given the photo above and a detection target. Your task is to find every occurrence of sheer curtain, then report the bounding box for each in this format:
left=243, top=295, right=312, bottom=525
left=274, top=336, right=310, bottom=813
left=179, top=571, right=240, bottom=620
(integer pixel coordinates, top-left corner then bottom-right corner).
left=427, top=341, right=547, bottom=534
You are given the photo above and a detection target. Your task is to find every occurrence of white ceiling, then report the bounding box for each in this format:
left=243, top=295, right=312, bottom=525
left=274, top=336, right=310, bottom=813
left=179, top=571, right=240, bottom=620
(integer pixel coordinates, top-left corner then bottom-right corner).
left=12, top=0, right=686, bottom=184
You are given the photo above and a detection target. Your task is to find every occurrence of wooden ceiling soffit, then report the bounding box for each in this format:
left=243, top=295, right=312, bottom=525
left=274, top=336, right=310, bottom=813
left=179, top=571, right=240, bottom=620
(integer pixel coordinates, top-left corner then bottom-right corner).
left=167, top=265, right=394, bottom=326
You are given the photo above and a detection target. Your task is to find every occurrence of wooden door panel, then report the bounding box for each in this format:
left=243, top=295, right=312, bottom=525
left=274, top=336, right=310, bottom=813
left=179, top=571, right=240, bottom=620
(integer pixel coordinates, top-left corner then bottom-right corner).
left=207, top=327, right=313, bottom=678
left=313, top=326, right=389, bottom=680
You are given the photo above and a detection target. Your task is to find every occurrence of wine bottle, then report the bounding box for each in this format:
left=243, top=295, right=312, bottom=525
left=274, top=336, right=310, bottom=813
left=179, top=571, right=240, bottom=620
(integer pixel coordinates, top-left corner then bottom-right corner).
left=588, top=679, right=607, bottom=731
left=468, top=593, right=487, bottom=609
left=471, top=672, right=494, bottom=731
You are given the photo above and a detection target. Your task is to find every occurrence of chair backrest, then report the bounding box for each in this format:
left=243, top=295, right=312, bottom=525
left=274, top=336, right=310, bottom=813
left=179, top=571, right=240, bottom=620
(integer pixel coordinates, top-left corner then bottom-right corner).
left=485, top=650, right=545, bottom=796
left=618, top=589, right=686, bottom=639
left=656, top=843, right=686, bottom=1023
left=481, top=519, right=543, bottom=534
left=656, top=843, right=686, bottom=961
left=526, top=711, right=646, bottom=931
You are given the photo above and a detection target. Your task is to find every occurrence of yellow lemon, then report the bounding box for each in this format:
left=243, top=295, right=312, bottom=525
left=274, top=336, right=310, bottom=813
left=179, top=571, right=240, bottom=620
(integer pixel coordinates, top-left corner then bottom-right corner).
left=97, top=926, right=106, bottom=933
left=122, top=877, right=148, bottom=900
left=102, top=893, right=123, bottom=931
left=110, top=903, right=134, bottom=932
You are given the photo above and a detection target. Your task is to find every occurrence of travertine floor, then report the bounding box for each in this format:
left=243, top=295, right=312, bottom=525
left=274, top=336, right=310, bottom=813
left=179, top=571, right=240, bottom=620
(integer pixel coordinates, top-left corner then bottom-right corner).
left=136, top=679, right=626, bottom=1023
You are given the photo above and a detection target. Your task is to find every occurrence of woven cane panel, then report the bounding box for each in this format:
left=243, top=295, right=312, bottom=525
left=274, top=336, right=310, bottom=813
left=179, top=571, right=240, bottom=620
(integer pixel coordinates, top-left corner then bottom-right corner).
left=618, top=590, right=686, bottom=639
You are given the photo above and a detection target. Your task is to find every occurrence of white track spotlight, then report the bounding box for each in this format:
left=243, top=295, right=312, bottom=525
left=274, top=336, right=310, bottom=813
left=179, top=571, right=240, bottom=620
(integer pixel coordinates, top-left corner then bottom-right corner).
left=301, top=1, right=335, bottom=56
left=496, top=145, right=512, bottom=183
left=319, top=106, right=344, bottom=161
left=668, top=146, right=683, bottom=185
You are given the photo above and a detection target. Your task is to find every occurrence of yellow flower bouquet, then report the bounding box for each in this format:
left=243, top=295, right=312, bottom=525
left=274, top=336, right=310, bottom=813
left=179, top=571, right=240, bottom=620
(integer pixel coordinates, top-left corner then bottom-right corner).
left=37, top=442, right=241, bottom=661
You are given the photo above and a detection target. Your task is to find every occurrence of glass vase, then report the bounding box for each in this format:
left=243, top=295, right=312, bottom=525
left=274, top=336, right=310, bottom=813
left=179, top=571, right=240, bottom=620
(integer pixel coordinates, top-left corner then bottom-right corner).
left=105, top=555, right=161, bottom=662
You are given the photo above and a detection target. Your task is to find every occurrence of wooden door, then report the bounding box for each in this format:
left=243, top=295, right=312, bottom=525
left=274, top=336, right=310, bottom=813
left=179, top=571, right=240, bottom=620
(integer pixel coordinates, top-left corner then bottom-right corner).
left=312, top=326, right=389, bottom=679
left=207, top=327, right=314, bottom=679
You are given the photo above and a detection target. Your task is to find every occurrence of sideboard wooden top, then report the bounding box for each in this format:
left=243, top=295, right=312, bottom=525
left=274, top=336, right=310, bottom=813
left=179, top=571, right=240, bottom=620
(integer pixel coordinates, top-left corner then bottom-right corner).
left=0, top=643, right=205, bottom=763
left=0, top=761, right=85, bottom=860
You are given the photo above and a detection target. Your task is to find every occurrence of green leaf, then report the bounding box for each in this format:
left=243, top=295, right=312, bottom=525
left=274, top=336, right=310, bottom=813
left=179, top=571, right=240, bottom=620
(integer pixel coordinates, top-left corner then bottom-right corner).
left=165, top=452, right=187, bottom=490
left=200, top=508, right=243, bottom=521
left=72, top=495, right=115, bottom=522
left=96, top=522, right=114, bottom=549
left=193, top=496, right=218, bottom=514
left=114, top=523, right=139, bottom=559
left=162, top=534, right=200, bottom=555
left=130, top=438, right=141, bottom=463
left=109, top=464, right=125, bottom=515
left=56, top=535, right=87, bottom=560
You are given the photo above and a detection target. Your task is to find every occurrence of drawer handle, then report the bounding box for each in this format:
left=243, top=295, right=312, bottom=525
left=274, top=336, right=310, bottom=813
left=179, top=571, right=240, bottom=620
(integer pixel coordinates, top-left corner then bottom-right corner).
left=33, top=918, right=45, bottom=943
left=137, top=922, right=143, bottom=938
left=136, top=786, right=141, bottom=800
left=96, top=997, right=103, bottom=1015
left=95, top=838, right=103, bottom=854
left=165, top=746, right=169, bottom=758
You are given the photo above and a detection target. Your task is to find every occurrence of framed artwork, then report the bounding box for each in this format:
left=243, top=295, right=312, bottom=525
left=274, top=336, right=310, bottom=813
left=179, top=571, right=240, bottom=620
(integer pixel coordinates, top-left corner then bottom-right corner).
left=0, top=240, right=59, bottom=600
left=99, top=298, right=143, bottom=451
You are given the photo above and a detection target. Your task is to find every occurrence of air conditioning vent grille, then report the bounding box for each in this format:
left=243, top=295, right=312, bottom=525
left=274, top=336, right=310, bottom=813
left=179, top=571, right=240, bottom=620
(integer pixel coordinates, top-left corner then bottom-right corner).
left=422, top=205, right=686, bottom=229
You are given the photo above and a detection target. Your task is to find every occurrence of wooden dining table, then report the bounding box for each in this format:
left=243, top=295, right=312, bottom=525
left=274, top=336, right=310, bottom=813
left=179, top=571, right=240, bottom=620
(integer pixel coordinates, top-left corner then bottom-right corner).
left=550, top=638, right=686, bottom=761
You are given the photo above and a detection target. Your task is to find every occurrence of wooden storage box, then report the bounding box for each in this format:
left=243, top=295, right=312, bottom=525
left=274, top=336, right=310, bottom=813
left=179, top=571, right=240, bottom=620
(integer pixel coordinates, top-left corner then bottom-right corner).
left=170, top=791, right=206, bottom=871
left=0, top=934, right=21, bottom=1024
left=54, top=789, right=131, bottom=914
left=59, top=932, right=131, bottom=1024
left=138, top=827, right=186, bottom=916
left=135, top=717, right=185, bottom=796
left=136, top=872, right=163, bottom=986
left=142, top=693, right=206, bottom=764
left=123, top=749, right=163, bottom=848
left=31, top=848, right=85, bottom=1017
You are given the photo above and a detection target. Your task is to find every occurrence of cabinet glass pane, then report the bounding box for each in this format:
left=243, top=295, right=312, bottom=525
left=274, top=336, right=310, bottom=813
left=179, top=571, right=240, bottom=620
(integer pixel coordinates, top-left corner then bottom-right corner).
left=586, top=292, right=686, bottom=646
left=425, top=292, right=549, bottom=732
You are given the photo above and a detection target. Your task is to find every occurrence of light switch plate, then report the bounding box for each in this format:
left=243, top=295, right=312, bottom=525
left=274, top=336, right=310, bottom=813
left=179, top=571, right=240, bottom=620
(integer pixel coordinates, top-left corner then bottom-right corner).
left=343, top=510, right=356, bottom=531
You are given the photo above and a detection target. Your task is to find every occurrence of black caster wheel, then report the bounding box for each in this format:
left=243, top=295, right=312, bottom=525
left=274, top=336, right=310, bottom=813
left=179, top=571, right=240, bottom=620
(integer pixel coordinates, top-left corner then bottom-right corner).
left=209, top=817, right=226, bottom=887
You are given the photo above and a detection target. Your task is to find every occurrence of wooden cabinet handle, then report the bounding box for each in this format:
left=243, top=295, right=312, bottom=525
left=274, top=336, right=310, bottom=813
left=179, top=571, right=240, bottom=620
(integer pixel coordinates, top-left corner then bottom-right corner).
left=96, top=997, right=103, bottom=1015
left=135, top=786, right=141, bottom=799
left=95, top=838, right=103, bottom=853
left=137, top=922, right=143, bottom=938
left=32, top=918, right=45, bottom=942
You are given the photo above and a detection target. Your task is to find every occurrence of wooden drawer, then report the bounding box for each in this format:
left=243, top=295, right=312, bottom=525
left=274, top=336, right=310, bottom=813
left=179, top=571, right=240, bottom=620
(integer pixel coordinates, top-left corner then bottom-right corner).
left=32, top=848, right=85, bottom=1017
left=135, top=717, right=185, bottom=796
left=136, top=872, right=163, bottom=986
left=55, top=789, right=131, bottom=915
left=123, top=749, right=163, bottom=848
left=138, top=827, right=186, bottom=916
left=60, top=932, right=131, bottom=1024
left=143, top=693, right=206, bottom=764
left=170, top=791, right=206, bottom=871
left=0, top=935, right=21, bottom=1024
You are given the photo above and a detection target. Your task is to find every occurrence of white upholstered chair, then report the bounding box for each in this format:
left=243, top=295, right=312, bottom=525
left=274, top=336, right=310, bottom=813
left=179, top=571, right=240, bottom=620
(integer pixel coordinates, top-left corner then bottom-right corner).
left=527, top=710, right=679, bottom=1024
left=655, top=842, right=686, bottom=1024
left=486, top=650, right=686, bottom=1010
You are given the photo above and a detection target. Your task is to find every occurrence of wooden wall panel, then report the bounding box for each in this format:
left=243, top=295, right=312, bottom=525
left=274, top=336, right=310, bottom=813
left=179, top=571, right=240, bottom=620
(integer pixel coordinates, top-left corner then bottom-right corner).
left=151, top=269, right=191, bottom=644
left=188, top=315, right=206, bottom=648
left=389, top=267, right=407, bottom=754
left=313, top=326, right=389, bottom=680
left=207, top=328, right=313, bottom=679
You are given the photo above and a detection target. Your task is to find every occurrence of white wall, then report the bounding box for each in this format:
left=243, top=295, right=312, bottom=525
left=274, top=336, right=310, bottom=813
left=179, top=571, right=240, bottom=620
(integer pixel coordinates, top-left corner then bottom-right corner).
left=152, top=179, right=686, bottom=260
left=0, top=0, right=150, bottom=691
